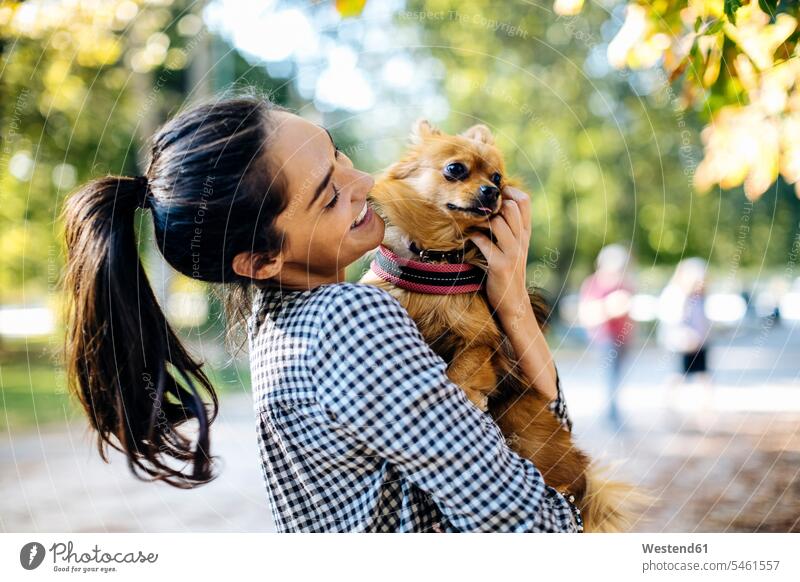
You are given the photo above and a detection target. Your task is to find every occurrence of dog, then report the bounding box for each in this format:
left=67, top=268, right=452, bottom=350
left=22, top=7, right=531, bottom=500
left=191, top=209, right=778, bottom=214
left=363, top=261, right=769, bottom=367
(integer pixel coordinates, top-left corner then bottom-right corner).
left=358, top=119, right=644, bottom=532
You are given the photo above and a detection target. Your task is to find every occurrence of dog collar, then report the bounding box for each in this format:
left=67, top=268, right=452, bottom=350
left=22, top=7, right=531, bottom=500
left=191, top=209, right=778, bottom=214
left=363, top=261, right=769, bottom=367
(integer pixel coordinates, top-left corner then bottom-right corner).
left=407, top=240, right=466, bottom=264
left=369, top=244, right=486, bottom=295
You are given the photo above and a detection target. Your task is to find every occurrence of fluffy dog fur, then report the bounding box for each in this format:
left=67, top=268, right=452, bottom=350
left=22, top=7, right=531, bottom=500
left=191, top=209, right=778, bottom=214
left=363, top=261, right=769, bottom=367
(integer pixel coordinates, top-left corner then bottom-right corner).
left=359, top=120, right=644, bottom=532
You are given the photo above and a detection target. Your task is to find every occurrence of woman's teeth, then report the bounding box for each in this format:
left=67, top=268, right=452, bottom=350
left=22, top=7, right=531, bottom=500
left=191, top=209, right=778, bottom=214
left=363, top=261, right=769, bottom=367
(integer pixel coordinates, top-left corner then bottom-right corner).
left=351, top=203, right=368, bottom=228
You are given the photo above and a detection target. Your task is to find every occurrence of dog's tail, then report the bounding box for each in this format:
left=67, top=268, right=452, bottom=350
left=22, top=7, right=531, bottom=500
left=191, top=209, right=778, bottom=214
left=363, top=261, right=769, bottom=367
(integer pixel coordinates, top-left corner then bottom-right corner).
left=579, top=463, right=653, bottom=533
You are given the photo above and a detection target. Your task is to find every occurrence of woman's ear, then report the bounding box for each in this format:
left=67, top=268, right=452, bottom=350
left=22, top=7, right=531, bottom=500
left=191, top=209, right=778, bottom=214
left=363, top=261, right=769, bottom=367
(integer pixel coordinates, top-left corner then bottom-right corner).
left=460, top=124, right=494, bottom=145
left=232, top=250, right=283, bottom=281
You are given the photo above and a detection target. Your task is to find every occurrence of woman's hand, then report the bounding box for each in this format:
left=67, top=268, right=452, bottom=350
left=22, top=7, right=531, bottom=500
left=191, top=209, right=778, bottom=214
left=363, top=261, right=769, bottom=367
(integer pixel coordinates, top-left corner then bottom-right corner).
left=467, top=186, right=532, bottom=320
left=467, top=186, right=558, bottom=401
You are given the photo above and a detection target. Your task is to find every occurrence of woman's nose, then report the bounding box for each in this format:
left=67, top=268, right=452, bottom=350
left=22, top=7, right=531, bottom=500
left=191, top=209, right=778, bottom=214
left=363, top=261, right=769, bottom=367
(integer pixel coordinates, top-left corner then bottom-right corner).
left=353, top=169, right=375, bottom=193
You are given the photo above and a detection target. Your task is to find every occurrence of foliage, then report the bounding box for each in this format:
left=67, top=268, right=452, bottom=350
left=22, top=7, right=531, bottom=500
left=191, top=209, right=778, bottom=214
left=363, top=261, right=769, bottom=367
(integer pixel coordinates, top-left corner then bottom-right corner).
left=0, top=0, right=199, bottom=300
left=563, top=0, right=800, bottom=200
left=0, top=0, right=290, bottom=302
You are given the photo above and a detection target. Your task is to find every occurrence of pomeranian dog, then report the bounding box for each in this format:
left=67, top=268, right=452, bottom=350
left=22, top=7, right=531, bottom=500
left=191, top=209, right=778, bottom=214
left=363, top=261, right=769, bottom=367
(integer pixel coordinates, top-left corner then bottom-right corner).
left=359, top=119, right=643, bottom=532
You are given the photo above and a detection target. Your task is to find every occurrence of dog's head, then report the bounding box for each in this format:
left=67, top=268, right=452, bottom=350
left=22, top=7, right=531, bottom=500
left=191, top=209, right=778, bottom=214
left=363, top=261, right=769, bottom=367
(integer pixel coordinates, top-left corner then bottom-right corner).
left=370, top=120, right=510, bottom=252
left=392, top=119, right=506, bottom=221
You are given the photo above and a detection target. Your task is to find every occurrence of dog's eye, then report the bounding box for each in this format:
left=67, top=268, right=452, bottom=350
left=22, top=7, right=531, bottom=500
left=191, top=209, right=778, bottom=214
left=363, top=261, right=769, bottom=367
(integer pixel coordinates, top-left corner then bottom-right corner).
left=443, top=162, right=469, bottom=181
left=491, top=172, right=502, bottom=186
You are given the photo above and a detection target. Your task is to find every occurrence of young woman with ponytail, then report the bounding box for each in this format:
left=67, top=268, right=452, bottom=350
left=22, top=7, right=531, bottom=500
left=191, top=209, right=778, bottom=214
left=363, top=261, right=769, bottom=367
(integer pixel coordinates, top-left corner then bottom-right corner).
left=62, top=92, right=581, bottom=532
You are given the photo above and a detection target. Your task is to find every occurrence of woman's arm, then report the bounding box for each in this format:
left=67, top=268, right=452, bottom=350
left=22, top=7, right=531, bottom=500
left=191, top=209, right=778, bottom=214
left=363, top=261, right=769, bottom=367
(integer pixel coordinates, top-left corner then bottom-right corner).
left=467, top=186, right=561, bottom=403
left=308, top=283, right=580, bottom=533
left=495, top=294, right=573, bottom=431
left=495, top=292, right=558, bottom=400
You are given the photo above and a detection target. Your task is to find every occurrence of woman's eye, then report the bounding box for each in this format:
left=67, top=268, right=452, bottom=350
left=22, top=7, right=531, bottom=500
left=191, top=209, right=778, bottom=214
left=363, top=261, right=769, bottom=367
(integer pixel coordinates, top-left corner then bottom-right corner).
left=491, top=172, right=502, bottom=186
left=325, top=184, right=341, bottom=210
left=443, top=162, right=469, bottom=181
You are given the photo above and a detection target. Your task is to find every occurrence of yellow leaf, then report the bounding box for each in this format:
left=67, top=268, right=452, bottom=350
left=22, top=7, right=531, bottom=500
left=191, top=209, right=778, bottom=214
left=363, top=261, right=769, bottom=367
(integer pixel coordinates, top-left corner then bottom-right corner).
left=688, top=0, right=725, bottom=20
left=335, top=0, right=367, bottom=18
left=554, top=0, right=584, bottom=17
left=700, top=32, right=723, bottom=88
left=724, top=9, right=796, bottom=71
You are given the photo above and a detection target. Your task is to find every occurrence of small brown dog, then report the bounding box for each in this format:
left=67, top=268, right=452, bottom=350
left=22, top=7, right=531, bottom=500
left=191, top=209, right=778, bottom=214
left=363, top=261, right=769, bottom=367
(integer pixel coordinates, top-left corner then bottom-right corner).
left=359, top=119, right=641, bottom=532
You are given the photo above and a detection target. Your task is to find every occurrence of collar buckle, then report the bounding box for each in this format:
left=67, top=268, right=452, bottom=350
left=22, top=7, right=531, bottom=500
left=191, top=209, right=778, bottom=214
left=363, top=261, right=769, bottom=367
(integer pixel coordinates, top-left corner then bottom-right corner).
left=409, top=240, right=465, bottom=264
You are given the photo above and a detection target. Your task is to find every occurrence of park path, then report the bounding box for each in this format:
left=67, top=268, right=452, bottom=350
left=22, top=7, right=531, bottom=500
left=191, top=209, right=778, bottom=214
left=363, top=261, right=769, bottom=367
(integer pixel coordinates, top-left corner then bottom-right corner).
left=2, top=323, right=799, bottom=533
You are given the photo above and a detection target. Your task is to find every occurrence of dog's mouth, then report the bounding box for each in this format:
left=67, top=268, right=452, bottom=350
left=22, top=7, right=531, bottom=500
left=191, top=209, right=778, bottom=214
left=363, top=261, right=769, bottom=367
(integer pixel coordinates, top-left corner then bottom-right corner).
left=446, top=202, right=499, bottom=217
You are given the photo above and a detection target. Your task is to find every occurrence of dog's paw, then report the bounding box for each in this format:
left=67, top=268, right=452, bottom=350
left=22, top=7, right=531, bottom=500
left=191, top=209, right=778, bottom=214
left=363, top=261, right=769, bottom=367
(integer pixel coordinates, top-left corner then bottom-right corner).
left=462, top=389, right=487, bottom=411
left=474, top=394, right=489, bottom=412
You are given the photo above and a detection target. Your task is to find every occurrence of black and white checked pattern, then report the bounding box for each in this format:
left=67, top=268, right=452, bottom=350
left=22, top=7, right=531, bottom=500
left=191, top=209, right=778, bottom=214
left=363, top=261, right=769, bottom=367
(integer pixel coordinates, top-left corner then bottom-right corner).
left=549, top=379, right=573, bottom=433
left=247, top=281, right=580, bottom=532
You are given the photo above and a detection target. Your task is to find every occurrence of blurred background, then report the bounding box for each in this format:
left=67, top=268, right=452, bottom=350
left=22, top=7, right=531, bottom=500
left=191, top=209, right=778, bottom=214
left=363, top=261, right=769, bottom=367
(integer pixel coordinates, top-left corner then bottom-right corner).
left=1, top=0, right=799, bottom=532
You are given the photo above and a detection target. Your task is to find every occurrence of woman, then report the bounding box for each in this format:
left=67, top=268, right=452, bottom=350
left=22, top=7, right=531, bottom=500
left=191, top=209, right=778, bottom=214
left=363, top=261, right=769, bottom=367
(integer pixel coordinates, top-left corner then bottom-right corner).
left=657, top=258, right=711, bottom=375
left=62, top=92, right=580, bottom=532
left=657, top=258, right=712, bottom=400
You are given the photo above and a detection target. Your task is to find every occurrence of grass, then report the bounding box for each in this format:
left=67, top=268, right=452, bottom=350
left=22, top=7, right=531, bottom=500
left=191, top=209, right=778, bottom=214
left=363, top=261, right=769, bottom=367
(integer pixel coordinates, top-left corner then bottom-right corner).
left=0, top=354, right=252, bottom=433
left=0, top=360, right=73, bottom=432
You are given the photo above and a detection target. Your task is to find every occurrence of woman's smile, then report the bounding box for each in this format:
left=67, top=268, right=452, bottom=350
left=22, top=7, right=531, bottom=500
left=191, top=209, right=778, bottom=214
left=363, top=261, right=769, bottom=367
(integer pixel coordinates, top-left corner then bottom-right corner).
left=350, top=201, right=371, bottom=229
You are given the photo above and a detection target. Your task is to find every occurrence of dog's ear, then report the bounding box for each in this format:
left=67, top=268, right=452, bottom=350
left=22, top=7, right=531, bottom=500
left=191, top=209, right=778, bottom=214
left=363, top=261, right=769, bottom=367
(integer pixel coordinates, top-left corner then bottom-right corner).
left=410, top=119, right=441, bottom=144
left=460, top=124, right=495, bottom=145
left=387, top=158, right=416, bottom=180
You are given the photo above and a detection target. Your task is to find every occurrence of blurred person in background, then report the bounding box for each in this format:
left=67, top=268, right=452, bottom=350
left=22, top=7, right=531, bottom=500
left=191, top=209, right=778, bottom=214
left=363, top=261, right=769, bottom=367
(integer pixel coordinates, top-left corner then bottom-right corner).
left=657, top=257, right=713, bottom=411
left=578, top=244, right=636, bottom=430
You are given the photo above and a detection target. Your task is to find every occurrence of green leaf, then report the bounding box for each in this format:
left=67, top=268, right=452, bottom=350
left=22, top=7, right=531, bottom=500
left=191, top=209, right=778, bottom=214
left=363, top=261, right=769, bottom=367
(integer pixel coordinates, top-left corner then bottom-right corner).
left=724, top=0, right=742, bottom=23
left=758, top=0, right=779, bottom=20
left=707, top=19, right=725, bottom=35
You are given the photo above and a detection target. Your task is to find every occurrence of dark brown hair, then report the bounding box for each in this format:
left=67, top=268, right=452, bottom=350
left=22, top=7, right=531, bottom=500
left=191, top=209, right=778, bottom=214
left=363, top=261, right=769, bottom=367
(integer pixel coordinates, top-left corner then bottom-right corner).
left=61, top=93, right=289, bottom=488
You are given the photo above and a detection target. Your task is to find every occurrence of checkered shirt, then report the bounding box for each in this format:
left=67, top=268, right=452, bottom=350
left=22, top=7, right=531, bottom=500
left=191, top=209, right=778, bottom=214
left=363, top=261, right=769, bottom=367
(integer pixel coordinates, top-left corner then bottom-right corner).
left=247, top=281, right=580, bottom=533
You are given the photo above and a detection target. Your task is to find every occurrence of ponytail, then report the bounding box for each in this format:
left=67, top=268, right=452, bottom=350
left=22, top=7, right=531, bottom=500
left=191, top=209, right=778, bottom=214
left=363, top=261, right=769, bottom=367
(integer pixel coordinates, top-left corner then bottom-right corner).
left=62, top=175, right=219, bottom=488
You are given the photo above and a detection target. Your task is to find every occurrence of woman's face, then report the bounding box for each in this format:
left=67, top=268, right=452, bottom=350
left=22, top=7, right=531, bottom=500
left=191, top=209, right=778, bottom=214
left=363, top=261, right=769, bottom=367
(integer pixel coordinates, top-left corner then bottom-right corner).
left=243, top=111, right=384, bottom=288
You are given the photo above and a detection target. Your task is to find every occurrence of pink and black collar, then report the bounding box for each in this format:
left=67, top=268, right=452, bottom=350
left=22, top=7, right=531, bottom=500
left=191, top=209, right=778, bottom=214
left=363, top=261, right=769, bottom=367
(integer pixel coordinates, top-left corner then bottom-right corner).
left=369, top=244, right=486, bottom=295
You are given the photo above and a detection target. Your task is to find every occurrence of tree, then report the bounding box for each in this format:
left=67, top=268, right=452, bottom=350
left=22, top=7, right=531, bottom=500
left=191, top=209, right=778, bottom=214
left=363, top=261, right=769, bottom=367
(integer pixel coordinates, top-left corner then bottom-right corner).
left=565, top=0, right=800, bottom=200
left=0, top=0, right=293, bottom=305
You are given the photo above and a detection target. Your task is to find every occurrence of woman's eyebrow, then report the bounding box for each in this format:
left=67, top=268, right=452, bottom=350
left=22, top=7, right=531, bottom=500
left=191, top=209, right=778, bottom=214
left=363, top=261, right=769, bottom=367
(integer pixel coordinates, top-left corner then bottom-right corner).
left=307, top=164, right=334, bottom=210
left=306, top=127, right=337, bottom=210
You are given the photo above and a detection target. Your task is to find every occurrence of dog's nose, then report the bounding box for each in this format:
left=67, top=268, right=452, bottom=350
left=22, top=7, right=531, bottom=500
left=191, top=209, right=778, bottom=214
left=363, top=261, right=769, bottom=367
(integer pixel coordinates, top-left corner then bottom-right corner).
left=478, top=184, right=500, bottom=207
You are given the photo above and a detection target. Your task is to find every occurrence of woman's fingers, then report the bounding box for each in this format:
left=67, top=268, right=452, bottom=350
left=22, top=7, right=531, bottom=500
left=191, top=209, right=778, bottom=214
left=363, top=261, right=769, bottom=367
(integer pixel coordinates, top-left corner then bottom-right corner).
left=502, top=186, right=532, bottom=235
left=468, top=230, right=497, bottom=263
left=502, top=185, right=529, bottom=206
left=472, top=188, right=532, bottom=266
left=489, top=204, right=517, bottom=254
left=498, top=197, right=523, bottom=239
